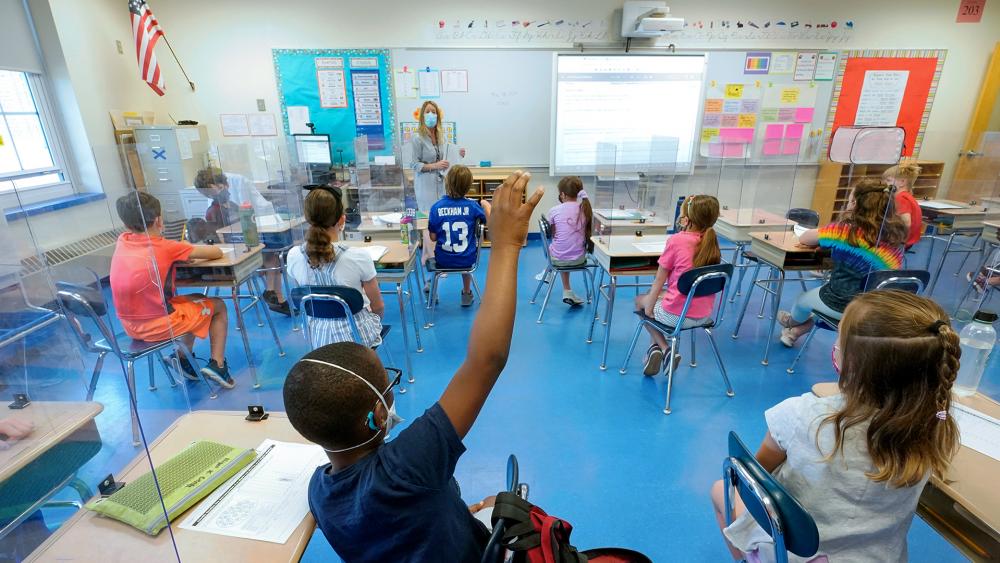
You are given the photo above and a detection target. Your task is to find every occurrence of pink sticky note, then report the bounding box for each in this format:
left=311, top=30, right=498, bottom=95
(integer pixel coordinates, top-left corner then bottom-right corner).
left=736, top=128, right=755, bottom=142
left=777, top=108, right=796, bottom=121
left=764, top=124, right=784, bottom=140
left=794, top=107, right=814, bottom=123
left=702, top=113, right=721, bottom=127
left=719, top=128, right=754, bottom=143
left=708, top=142, right=724, bottom=157
left=785, top=123, right=804, bottom=140
left=721, top=114, right=739, bottom=127
left=763, top=139, right=782, bottom=156
left=782, top=139, right=801, bottom=155
left=723, top=143, right=746, bottom=158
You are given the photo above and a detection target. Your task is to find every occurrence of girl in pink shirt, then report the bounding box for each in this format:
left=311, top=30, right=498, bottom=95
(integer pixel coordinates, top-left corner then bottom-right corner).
left=636, top=195, right=722, bottom=375
left=547, top=176, right=593, bottom=306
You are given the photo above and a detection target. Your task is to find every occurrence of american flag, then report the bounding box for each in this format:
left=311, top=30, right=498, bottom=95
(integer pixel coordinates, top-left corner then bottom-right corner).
left=129, top=0, right=165, bottom=95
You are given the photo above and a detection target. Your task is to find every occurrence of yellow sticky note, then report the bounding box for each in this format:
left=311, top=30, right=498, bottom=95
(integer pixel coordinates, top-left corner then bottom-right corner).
left=738, top=114, right=757, bottom=128
left=0, top=135, right=4, bottom=147
left=780, top=88, right=800, bottom=104
left=702, top=128, right=720, bottom=142
left=725, top=84, right=744, bottom=98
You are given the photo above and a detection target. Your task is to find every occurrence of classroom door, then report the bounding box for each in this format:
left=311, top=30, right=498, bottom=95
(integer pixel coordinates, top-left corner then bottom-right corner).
left=950, top=42, right=1000, bottom=204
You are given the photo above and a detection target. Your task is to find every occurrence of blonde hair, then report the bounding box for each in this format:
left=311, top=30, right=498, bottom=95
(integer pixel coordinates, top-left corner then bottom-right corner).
left=882, top=163, right=921, bottom=189
left=682, top=195, right=722, bottom=268
left=417, top=101, right=444, bottom=145
left=445, top=165, right=473, bottom=199
left=822, top=290, right=960, bottom=487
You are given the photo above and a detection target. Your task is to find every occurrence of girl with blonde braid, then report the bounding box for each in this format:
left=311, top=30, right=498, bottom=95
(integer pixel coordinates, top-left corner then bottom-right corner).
left=712, top=290, right=960, bottom=562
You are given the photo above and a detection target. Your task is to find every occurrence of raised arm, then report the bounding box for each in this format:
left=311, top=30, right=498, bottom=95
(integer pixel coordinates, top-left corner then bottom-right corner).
left=438, top=171, right=544, bottom=438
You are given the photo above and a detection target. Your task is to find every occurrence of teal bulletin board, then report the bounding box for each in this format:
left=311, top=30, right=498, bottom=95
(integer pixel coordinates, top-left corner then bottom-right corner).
left=273, top=48, right=396, bottom=162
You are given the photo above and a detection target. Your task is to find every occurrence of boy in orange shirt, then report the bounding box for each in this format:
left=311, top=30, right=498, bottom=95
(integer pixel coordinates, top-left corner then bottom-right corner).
left=109, top=192, right=235, bottom=388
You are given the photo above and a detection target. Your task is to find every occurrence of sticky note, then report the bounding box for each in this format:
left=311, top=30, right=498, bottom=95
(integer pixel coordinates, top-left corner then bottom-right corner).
left=782, top=139, right=801, bottom=155
left=760, top=108, right=779, bottom=122
left=723, top=100, right=741, bottom=113
left=778, top=108, right=796, bottom=121
left=780, top=88, right=800, bottom=104
left=723, top=143, right=746, bottom=158
left=741, top=99, right=760, bottom=113
left=721, top=114, right=739, bottom=127
left=708, top=142, right=724, bottom=157
left=701, top=128, right=720, bottom=142
left=794, top=107, right=814, bottom=123
left=764, top=124, right=784, bottom=140
left=725, top=84, right=744, bottom=98
left=762, top=139, right=782, bottom=156
left=785, top=123, right=805, bottom=139
left=720, top=128, right=754, bottom=142
left=705, top=99, right=724, bottom=113
left=702, top=113, right=721, bottom=127
left=738, top=113, right=757, bottom=128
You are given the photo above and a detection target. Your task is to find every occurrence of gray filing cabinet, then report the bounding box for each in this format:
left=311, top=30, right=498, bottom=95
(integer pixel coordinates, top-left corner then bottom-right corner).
left=133, top=125, right=209, bottom=222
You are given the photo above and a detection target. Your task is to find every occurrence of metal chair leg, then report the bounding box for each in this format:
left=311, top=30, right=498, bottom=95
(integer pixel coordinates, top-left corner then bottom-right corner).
left=125, top=360, right=140, bottom=446
left=156, top=351, right=178, bottom=387
left=689, top=330, right=697, bottom=367
left=758, top=267, right=776, bottom=319
left=86, top=351, right=106, bottom=401
left=146, top=355, right=157, bottom=391
left=529, top=268, right=550, bottom=304
left=252, top=276, right=286, bottom=356
left=619, top=321, right=646, bottom=374
left=786, top=323, right=820, bottom=374
left=536, top=273, right=558, bottom=324
left=471, top=275, right=483, bottom=302
left=706, top=328, right=734, bottom=397
left=425, top=274, right=441, bottom=328
left=664, top=336, right=679, bottom=415
left=582, top=269, right=594, bottom=304
left=732, top=262, right=761, bottom=339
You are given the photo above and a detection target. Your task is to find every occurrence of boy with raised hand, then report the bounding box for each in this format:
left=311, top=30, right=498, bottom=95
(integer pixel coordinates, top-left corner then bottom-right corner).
left=283, top=171, right=543, bottom=562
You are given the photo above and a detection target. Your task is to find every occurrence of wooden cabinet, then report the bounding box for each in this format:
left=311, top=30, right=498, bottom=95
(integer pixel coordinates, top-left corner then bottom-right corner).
left=811, top=160, right=944, bottom=224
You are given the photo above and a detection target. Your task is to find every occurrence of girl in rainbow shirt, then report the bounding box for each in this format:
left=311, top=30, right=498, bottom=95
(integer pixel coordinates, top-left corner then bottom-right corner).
left=779, top=179, right=908, bottom=347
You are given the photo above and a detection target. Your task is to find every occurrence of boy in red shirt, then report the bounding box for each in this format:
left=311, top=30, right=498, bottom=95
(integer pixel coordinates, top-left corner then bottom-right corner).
left=109, top=192, right=235, bottom=388
left=883, top=163, right=923, bottom=249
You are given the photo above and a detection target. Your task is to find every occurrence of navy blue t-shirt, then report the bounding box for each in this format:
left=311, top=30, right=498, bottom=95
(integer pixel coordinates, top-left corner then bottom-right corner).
left=308, top=403, right=489, bottom=562
left=429, top=196, right=486, bottom=269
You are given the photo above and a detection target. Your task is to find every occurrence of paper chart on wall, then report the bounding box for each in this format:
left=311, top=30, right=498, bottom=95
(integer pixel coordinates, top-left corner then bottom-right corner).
left=317, top=69, right=348, bottom=108
left=248, top=114, right=278, bottom=137
left=441, top=69, right=469, bottom=92
left=855, top=70, right=909, bottom=127
left=418, top=69, right=441, bottom=98
left=286, top=106, right=311, bottom=135
left=395, top=69, right=416, bottom=99
left=220, top=114, right=250, bottom=137
left=700, top=81, right=762, bottom=158
left=793, top=52, right=818, bottom=81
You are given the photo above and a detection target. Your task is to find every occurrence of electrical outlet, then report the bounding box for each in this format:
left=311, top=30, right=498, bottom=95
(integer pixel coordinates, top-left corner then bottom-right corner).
left=256, top=99, right=266, bottom=111
left=116, top=40, right=124, bottom=55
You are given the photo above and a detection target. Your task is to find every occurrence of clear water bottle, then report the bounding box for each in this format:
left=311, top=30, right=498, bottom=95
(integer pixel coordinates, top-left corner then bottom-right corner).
left=954, top=310, right=998, bottom=397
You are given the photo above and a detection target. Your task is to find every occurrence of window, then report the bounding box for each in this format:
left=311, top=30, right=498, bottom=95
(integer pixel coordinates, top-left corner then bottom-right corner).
left=0, top=70, right=68, bottom=193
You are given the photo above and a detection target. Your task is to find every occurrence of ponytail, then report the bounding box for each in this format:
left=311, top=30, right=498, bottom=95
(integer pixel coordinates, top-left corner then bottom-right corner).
left=302, top=187, right=345, bottom=268
left=684, top=194, right=722, bottom=267
left=579, top=195, right=593, bottom=243
left=306, top=225, right=335, bottom=268
left=692, top=226, right=721, bottom=267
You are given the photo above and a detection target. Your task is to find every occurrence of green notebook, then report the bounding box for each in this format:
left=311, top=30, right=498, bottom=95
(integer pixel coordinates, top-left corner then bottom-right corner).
left=86, top=440, right=256, bottom=536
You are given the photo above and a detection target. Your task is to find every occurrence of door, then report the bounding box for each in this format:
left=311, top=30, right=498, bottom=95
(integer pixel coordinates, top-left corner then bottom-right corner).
left=950, top=42, right=1000, bottom=206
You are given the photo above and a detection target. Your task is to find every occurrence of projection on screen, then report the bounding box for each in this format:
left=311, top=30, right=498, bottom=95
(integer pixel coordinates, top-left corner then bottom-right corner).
left=551, top=54, right=706, bottom=176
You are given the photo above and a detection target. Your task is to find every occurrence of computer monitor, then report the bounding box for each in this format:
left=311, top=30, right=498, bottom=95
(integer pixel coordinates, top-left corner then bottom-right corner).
left=294, top=134, right=332, bottom=165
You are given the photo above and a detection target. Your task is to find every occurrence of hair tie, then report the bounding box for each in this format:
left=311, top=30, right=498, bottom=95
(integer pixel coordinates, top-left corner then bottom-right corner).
left=927, top=320, right=947, bottom=334
left=578, top=189, right=588, bottom=200
left=935, top=410, right=948, bottom=421
left=304, top=184, right=342, bottom=199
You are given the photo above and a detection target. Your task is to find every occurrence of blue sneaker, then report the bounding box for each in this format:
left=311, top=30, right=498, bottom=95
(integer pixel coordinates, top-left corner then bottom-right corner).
left=201, top=360, right=235, bottom=389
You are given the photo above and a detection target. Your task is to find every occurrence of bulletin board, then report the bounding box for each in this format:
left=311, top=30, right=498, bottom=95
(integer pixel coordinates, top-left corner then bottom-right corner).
left=273, top=48, right=396, bottom=162
left=824, top=49, right=946, bottom=158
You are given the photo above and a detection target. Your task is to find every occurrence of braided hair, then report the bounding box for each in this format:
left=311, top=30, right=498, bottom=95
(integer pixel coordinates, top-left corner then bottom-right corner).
left=820, top=290, right=960, bottom=487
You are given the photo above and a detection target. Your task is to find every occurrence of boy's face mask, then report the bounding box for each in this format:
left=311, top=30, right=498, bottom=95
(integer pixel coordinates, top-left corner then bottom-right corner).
left=299, top=358, right=404, bottom=453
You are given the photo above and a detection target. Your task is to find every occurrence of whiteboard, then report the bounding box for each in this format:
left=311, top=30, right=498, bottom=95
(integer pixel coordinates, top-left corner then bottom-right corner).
left=391, top=49, right=553, bottom=167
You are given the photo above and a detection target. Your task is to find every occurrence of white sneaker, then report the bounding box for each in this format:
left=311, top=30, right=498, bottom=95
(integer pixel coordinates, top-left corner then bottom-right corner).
left=562, top=291, right=584, bottom=306
left=534, top=269, right=549, bottom=282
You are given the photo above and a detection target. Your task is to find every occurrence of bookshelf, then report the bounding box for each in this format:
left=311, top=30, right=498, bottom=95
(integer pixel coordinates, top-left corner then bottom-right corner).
left=811, top=159, right=944, bottom=224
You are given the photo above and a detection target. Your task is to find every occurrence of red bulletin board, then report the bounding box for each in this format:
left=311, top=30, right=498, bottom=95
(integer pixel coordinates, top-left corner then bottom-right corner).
left=826, top=50, right=946, bottom=157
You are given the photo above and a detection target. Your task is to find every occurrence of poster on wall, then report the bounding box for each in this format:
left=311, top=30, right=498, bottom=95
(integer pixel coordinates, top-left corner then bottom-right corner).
left=793, top=52, right=818, bottom=81
left=756, top=82, right=820, bottom=159
left=351, top=57, right=385, bottom=149
left=813, top=53, right=838, bottom=80
left=744, top=52, right=771, bottom=75
left=854, top=71, right=909, bottom=126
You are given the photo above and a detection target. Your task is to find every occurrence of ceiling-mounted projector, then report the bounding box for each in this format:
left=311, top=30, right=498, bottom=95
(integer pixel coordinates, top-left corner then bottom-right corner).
left=622, top=1, right=684, bottom=37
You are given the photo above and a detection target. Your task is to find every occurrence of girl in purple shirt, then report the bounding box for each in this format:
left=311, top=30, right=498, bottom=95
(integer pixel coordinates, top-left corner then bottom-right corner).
left=547, top=176, right=593, bottom=306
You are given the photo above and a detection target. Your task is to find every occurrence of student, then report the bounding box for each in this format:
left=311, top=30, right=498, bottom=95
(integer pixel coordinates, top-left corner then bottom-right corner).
left=882, top=163, right=924, bottom=249
left=282, top=171, right=543, bottom=561
left=109, top=192, right=234, bottom=388
left=778, top=179, right=907, bottom=347
left=194, top=167, right=290, bottom=316
left=636, top=194, right=721, bottom=376
left=712, top=290, right=960, bottom=561
left=286, top=185, right=385, bottom=349
left=547, top=176, right=593, bottom=306
left=427, top=165, right=491, bottom=307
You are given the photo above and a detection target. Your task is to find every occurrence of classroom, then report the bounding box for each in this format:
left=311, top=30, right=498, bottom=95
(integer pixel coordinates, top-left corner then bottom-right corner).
left=0, top=0, right=999, bottom=561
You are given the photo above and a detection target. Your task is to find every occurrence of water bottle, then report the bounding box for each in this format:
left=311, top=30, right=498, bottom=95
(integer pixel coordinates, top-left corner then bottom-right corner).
left=238, top=202, right=260, bottom=248
left=954, top=310, right=998, bottom=397
left=400, top=207, right=415, bottom=245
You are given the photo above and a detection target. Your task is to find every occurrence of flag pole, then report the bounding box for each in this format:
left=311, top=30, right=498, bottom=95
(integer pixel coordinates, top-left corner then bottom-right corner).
left=160, top=34, right=195, bottom=92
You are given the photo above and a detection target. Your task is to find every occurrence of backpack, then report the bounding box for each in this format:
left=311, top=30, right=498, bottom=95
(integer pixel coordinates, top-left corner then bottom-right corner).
left=489, top=493, right=651, bottom=563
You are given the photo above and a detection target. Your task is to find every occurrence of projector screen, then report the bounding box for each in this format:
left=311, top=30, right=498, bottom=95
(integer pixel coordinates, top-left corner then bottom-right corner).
left=550, top=54, right=706, bottom=176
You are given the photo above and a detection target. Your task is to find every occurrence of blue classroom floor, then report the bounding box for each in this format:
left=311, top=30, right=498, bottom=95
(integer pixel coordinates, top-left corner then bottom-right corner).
left=4, top=235, right=997, bottom=561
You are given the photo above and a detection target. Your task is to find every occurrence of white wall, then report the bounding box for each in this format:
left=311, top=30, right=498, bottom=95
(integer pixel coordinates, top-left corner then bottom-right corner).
left=14, top=0, right=1000, bottom=251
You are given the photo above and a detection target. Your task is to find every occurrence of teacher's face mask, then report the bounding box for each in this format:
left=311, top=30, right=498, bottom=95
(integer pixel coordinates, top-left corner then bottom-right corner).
left=424, top=112, right=438, bottom=128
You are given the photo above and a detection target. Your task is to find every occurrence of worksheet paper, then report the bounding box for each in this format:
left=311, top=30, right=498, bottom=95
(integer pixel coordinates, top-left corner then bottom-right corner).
left=374, top=213, right=403, bottom=225
left=919, top=201, right=964, bottom=210
left=179, top=439, right=326, bottom=544
left=633, top=242, right=668, bottom=253
left=951, top=402, right=1000, bottom=462
left=361, top=245, right=389, bottom=261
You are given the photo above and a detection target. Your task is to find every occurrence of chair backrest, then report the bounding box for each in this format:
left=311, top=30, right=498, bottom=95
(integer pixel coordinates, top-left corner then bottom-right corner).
left=724, top=432, right=819, bottom=561
left=55, top=284, right=119, bottom=354
left=861, top=269, right=930, bottom=294
left=787, top=208, right=821, bottom=229
left=481, top=455, right=521, bottom=563
left=289, top=285, right=365, bottom=319
left=666, top=263, right=733, bottom=333
left=538, top=217, right=554, bottom=262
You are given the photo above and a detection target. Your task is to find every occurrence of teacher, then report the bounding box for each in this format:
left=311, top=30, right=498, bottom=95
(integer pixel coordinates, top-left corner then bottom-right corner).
left=411, top=101, right=464, bottom=264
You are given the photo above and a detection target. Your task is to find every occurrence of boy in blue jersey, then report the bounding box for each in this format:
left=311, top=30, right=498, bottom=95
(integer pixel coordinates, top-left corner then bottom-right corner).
left=428, top=165, right=491, bottom=307
left=282, top=172, right=544, bottom=562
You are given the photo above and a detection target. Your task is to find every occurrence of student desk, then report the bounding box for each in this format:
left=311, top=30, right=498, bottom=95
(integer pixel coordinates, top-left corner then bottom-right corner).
left=27, top=410, right=317, bottom=563
left=984, top=220, right=1000, bottom=245
left=0, top=401, right=103, bottom=483
left=216, top=217, right=306, bottom=249
left=731, top=231, right=831, bottom=366
left=587, top=234, right=669, bottom=370
left=715, top=209, right=792, bottom=303
left=338, top=240, right=424, bottom=380
left=174, top=244, right=284, bottom=389
left=813, top=383, right=1000, bottom=561
left=592, top=209, right=672, bottom=237
left=920, top=200, right=1000, bottom=294
left=355, top=212, right=429, bottom=242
